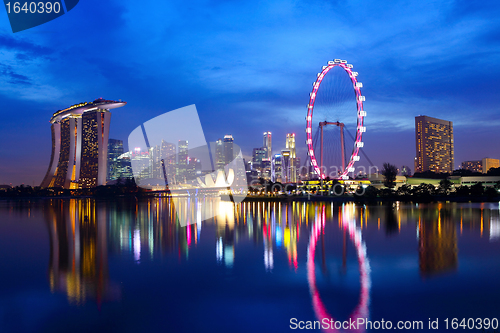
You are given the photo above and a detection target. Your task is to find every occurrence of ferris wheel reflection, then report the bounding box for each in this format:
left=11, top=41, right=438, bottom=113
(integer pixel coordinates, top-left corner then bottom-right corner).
left=307, top=204, right=371, bottom=332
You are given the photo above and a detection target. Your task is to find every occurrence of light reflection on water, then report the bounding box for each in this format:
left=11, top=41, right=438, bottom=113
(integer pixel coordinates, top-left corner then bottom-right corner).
left=0, top=199, right=499, bottom=332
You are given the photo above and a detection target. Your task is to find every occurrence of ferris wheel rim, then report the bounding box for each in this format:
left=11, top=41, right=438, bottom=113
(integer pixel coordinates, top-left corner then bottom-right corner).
left=306, top=60, right=365, bottom=179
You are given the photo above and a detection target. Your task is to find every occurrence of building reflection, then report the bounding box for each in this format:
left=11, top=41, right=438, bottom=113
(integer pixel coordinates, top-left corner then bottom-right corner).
left=417, top=205, right=458, bottom=276
left=42, top=197, right=500, bottom=303
left=44, top=199, right=120, bottom=305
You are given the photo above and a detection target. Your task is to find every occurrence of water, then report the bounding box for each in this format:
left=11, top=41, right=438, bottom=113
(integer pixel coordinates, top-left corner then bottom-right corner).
left=0, top=198, right=499, bottom=332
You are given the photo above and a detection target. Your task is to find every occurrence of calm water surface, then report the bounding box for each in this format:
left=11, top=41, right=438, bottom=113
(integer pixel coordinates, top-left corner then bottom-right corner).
left=0, top=198, right=499, bottom=332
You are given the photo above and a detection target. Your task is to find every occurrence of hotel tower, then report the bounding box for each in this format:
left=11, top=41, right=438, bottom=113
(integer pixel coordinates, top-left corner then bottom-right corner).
left=41, top=98, right=126, bottom=189
left=415, top=115, right=454, bottom=173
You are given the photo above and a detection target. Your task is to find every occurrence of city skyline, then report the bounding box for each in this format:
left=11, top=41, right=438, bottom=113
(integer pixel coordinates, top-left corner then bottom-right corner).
left=2, top=1, right=500, bottom=185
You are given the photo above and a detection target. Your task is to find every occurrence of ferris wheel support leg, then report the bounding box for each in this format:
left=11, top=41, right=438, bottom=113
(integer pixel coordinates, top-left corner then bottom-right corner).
left=340, top=124, right=345, bottom=173
left=320, top=124, right=324, bottom=178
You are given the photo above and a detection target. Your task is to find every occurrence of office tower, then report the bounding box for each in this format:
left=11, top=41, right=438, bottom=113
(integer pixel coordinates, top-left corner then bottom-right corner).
left=482, top=158, right=500, bottom=174
left=263, top=131, right=272, bottom=159
left=271, top=154, right=282, bottom=183
left=161, top=140, right=176, bottom=183
left=188, top=158, right=202, bottom=178
left=131, top=147, right=151, bottom=180
left=281, top=150, right=291, bottom=182
left=415, top=115, right=454, bottom=173
left=252, top=148, right=266, bottom=170
left=223, top=135, right=234, bottom=165
left=150, top=145, right=162, bottom=179
left=215, top=139, right=225, bottom=170
left=41, top=98, right=126, bottom=189
left=461, top=160, right=482, bottom=173
left=261, top=159, right=271, bottom=180
left=116, top=153, right=133, bottom=180
left=107, top=139, right=124, bottom=181
left=285, top=133, right=296, bottom=182
left=177, top=140, right=189, bottom=181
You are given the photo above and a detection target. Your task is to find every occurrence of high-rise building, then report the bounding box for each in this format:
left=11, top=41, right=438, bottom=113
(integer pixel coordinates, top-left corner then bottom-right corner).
left=177, top=140, right=189, bottom=181
left=263, top=132, right=272, bottom=159
left=223, top=135, right=234, bottom=165
left=161, top=140, right=176, bottom=183
left=107, top=139, right=124, bottom=181
left=252, top=148, right=266, bottom=170
left=483, top=158, right=500, bottom=174
left=41, top=98, right=126, bottom=188
left=271, top=154, right=282, bottom=183
left=281, top=150, right=291, bottom=183
left=215, top=139, right=225, bottom=170
left=285, top=133, right=297, bottom=182
left=415, top=115, right=454, bottom=174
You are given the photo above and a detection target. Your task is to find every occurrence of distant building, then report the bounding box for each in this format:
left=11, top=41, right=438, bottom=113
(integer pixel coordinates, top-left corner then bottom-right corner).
left=281, top=150, right=291, bottom=183
left=263, top=132, right=272, bottom=159
left=215, top=139, right=225, bottom=170
left=271, top=154, right=282, bottom=183
left=252, top=147, right=266, bottom=170
left=461, top=160, right=482, bottom=173
left=460, top=158, right=500, bottom=174
left=261, top=159, right=271, bottom=180
left=483, top=158, right=500, bottom=174
left=41, top=98, right=126, bottom=188
left=161, top=140, right=176, bottom=183
left=131, top=147, right=151, bottom=180
left=107, top=139, right=124, bottom=181
left=116, top=153, right=133, bottom=180
left=285, top=133, right=297, bottom=182
left=415, top=115, right=454, bottom=174
left=223, top=135, right=234, bottom=165
left=177, top=140, right=188, bottom=181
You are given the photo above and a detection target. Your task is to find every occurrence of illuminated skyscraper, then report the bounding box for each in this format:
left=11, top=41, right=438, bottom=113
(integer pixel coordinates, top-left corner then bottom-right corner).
left=223, top=135, right=234, bottom=165
left=263, top=132, right=272, bottom=159
left=215, top=139, right=225, bottom=170
left=41, top=98, right=126, bottom=188
left=281, top=150, right=291, bottom=182
left=271, top=154, right=282, bottom=182
left=285, top=133, right=297, bottom=182
left=161, top=140, right=176, bottom=183
left=252, top=147, right=266, bottom=170
left=415, top=115, right=454, bottom=173
left=177, top=140, right=189, bottom=181
left=107, top=139, right=124, bottom=181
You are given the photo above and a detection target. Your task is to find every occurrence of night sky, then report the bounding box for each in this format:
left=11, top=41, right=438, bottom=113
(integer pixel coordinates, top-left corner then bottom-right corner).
left=1, top=0, right=500, bottom=185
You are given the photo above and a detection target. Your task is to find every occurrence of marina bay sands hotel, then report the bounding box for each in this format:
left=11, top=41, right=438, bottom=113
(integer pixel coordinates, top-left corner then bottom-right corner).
left=41, top=98, right=126, bottom=189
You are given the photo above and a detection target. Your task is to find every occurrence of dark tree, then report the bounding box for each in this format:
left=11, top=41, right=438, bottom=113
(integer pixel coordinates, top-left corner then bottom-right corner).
left=396, top=184, right=412, bottom=196
left=381, top=163, right=398, bottom=189
left=487, top=167, right=500, bottom=176
left=470, top=182, right=484, bottom=197
left=438, top=179, right=453, bottom=195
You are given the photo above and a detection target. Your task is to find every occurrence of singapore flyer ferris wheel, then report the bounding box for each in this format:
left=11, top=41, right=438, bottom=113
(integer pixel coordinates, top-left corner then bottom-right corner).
left=306, top=59, right=366, bottom=180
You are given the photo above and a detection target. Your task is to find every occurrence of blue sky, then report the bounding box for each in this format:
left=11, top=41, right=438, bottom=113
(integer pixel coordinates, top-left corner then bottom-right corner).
left=1, top=0, right=500, bottom=185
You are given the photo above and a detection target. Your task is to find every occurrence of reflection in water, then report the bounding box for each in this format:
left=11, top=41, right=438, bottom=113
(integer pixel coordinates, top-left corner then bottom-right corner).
left=307, top=203, right=370, bottom=333
left=490, top=208, right=500, bottom=241
left=36, top=198, right=500, bottom=308
left=45, top=199, right=120, bottom=305
left=417, top=204, right=458, bottom=276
